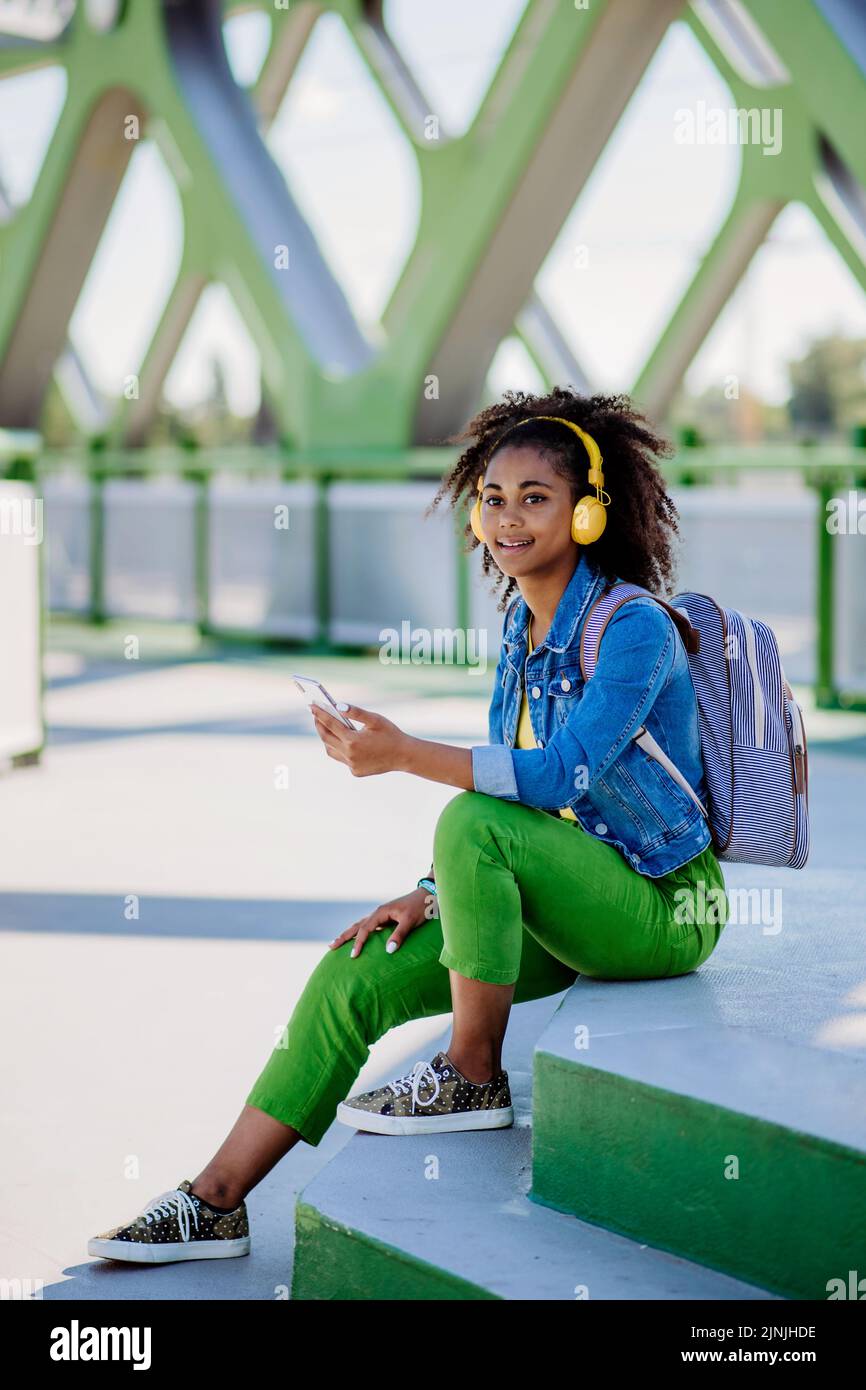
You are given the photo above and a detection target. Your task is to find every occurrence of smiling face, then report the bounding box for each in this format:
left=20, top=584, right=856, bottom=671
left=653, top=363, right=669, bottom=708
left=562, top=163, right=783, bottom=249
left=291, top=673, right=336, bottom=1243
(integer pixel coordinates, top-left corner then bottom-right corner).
left=477, top=444, right=578, bottom=574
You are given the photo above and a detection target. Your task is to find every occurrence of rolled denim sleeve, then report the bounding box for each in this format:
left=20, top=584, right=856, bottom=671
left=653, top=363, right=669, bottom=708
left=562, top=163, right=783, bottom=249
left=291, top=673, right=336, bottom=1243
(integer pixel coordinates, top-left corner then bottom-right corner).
left=472, top=600, right=676, bottom=809
left=472, top=742, right=519, bottom=798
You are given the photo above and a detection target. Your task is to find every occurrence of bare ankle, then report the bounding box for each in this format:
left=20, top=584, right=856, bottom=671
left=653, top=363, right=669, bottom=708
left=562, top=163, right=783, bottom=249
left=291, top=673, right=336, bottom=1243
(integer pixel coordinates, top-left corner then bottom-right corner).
left=444, top=1048, right=497, bottom=1085
left=190, top=1174, right=245, bottom=1209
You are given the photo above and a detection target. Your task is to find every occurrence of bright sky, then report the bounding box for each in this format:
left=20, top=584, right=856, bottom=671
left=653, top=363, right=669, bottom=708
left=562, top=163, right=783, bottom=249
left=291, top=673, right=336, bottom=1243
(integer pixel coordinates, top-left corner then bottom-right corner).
left=0, top=0, right=864, bottom=420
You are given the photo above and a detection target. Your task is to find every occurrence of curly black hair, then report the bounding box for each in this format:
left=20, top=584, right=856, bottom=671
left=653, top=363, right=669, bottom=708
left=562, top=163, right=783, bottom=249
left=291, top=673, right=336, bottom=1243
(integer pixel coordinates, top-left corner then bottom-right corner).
left=425, top=385, right=681, bottom=613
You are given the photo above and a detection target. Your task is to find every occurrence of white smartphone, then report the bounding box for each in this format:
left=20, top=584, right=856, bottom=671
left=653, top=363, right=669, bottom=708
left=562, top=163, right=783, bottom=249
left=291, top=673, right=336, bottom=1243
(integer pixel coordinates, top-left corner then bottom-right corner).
left=291, top=674, right=358, bottom=730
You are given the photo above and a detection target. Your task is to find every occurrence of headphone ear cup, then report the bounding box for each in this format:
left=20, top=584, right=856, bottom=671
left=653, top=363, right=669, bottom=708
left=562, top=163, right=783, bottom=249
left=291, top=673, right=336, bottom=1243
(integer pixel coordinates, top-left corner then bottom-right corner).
left=571, top=496, right=607, bottom=545
left=470, top=499, right=486, bottom=543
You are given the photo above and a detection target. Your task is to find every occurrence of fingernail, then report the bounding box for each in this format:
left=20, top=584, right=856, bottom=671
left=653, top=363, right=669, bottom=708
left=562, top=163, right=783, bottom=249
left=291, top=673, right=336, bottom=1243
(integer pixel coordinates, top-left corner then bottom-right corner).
left=386, top=940, right=398, bottom=953
left=350, top=946, right=357, bottom=957
left=336, top=702, right=348, bottom=712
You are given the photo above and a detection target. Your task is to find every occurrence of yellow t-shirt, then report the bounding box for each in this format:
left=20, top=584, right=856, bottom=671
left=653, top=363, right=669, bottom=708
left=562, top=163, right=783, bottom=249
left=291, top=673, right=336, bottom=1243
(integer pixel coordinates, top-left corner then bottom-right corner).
left=516, top=618, right=578, bottom=821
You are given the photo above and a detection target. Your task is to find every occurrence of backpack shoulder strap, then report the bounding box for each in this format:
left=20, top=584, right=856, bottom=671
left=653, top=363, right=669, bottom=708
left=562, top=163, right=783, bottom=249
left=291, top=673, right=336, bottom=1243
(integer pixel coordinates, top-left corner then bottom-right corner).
left=580, top=582, right=700, bottom=681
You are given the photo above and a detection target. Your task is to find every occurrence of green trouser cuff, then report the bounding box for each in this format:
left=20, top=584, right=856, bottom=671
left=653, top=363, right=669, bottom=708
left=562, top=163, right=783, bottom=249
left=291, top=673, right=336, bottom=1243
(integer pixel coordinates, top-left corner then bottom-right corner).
left=438, top=947, right=518, bottom=986
left=244, top=1087, right=332, bottom=1149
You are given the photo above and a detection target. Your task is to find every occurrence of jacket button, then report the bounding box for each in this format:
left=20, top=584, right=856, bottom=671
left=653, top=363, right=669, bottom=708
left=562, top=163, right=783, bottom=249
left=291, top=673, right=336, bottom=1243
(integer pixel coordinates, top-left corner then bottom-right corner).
left=595, top=822, right=607, bottom=835
left=531, top=686, right=541, bottom=698
left=560, top=677, right=571, bottom=691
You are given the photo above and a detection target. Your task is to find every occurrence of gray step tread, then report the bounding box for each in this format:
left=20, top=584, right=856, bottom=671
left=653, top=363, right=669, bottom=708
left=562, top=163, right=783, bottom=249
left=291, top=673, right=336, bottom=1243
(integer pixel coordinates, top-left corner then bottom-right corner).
left=536, top=984, right=866, bottom=1153
left=298, top=1122, right=780, bottom=1301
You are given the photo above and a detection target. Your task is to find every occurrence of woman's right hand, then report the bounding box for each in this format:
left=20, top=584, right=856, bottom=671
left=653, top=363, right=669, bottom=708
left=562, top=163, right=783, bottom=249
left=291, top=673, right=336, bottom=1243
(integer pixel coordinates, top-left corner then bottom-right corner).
left=329, top=888, right=436, bottom=958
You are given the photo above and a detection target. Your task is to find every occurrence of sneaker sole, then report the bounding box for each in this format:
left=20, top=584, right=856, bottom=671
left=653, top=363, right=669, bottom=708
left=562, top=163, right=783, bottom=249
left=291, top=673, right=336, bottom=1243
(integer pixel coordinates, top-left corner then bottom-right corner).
left=335, top=1102, right=514, bottom=1135
left=87, top=1236, right=250, bottom=1264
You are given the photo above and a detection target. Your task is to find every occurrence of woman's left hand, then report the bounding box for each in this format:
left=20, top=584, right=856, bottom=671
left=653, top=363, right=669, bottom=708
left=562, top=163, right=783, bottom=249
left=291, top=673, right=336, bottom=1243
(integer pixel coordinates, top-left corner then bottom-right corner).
left=309, top=702, right=409, bottom=777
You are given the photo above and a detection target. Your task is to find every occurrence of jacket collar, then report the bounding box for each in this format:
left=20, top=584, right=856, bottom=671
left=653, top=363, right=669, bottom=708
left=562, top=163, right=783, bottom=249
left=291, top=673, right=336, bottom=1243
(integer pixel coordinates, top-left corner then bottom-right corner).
left=503, top=551, right=608, bottom=656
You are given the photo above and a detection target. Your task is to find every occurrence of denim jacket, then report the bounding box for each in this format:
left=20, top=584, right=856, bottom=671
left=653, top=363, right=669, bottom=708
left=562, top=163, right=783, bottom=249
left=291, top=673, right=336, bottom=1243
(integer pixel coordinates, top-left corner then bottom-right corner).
left=470, top=551, right=712, bottom=878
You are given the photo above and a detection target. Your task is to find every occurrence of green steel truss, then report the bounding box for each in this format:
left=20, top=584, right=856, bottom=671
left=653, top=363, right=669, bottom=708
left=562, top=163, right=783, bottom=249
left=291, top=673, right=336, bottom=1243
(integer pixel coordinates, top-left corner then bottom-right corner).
left=0, top=0, right=865, bottom=448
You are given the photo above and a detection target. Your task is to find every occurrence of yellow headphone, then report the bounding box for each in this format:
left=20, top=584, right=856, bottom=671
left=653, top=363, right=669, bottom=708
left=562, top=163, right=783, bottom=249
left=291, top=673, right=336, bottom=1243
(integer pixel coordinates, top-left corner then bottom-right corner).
left=470, top=415, right=610, bottom=547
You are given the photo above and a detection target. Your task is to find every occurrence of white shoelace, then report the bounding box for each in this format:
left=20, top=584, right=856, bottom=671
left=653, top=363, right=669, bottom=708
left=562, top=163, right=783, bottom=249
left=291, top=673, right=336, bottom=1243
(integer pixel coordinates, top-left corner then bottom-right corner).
left=387, top=1060, right=442, bottom=1113
left=140, top=1189, right=201, bottom=1242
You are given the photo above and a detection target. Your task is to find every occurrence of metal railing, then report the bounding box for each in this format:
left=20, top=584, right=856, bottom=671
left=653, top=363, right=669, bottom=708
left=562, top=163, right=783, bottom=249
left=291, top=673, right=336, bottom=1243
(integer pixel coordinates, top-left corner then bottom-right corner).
left=3, top=431, right=866, bottom=711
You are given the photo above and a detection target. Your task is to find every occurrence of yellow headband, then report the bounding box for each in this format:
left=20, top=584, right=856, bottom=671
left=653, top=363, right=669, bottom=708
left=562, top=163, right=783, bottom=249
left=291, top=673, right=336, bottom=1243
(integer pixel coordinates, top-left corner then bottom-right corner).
left=470, top=414, right=611, bottom=546
left=477, top=414, right=609, bottom=503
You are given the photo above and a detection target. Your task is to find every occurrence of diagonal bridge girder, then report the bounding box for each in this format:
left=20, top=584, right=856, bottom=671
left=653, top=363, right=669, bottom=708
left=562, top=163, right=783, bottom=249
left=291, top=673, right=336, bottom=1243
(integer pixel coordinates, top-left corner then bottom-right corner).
left=0, top=0, right=864, bottom=447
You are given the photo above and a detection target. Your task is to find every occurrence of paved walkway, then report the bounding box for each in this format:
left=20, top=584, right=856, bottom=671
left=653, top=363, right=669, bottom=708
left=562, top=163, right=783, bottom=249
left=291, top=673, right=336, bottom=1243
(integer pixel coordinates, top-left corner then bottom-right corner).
left=1, top=619, right=864, bottom=1299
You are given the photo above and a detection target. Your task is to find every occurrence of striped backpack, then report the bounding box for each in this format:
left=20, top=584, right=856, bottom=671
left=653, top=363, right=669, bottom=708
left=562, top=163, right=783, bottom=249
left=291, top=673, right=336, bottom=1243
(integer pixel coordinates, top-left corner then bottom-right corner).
left=580, top=582, right=810, bottom=868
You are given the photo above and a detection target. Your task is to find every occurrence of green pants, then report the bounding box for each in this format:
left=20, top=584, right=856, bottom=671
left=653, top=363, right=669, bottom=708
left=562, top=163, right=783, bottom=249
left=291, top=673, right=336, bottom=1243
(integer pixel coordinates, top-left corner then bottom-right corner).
left=245, top=791, right=727, bottom=1146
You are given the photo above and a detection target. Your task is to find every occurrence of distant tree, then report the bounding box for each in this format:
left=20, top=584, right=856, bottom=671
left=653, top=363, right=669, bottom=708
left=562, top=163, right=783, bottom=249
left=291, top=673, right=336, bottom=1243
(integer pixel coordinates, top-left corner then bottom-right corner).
left=208, top=354, right=230, bottom=423
left=669, top=383, right=788, bottom=444
left=786, top=335, right=866, bottom=435
left=251, top=384, right=278, bottom=445
left=668, top=333, right=866, bottom=444
left=165, top=353, right=259, bottom=448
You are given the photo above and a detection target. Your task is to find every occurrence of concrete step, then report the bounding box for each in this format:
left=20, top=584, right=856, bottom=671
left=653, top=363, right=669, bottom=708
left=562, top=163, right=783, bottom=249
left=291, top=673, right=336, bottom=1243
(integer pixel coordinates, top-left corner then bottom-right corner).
left=291, top=994, right=780, bottom=1300
left=292, top=1121, right=780, bottom=1300
left=532, top=981, right=866, bottom=1300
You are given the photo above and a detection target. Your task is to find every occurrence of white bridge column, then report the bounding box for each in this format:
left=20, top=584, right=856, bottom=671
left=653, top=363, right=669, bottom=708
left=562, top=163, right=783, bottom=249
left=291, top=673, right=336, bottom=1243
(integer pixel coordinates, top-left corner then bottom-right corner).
left=0, top=479, right=43, bottom=763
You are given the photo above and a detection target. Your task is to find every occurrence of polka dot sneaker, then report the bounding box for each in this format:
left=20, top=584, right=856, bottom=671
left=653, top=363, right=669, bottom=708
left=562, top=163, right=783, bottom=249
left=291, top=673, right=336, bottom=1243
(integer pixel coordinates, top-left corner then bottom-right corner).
left=336, top=1050, right=514, bottom=1135
left=87, top=1179, right=250, bottom=1264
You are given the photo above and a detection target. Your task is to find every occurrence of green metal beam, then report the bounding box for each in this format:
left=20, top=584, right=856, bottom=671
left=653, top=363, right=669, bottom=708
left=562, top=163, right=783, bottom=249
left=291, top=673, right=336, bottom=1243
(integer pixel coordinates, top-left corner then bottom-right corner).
left=1, top=0, right=864, bottom=462
left=635, top=0, right=866, bottom=417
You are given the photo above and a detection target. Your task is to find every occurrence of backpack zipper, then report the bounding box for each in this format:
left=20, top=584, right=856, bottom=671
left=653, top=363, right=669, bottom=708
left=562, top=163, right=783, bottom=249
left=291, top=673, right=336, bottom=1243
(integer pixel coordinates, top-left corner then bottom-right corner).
left=709, top=595, right=735, bottom=855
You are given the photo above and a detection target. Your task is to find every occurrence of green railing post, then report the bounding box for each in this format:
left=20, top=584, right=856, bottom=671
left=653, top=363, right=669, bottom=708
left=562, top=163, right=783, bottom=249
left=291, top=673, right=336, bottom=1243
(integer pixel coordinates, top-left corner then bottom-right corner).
left=26, top=441, right=866, bottom=704
left=89, top=465, right=106, bottom=625
left=184, top=465, right=210, bottom=636
left=815, top=480, right=835, bottom=709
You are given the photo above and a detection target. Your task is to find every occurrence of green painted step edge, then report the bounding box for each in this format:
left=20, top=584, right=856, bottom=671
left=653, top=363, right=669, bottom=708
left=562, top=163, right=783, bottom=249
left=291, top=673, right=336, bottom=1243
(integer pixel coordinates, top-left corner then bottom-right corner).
left=291, top=1198, right=500, bottom=1301
left=530, top=1051, right=866, bottom=1303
